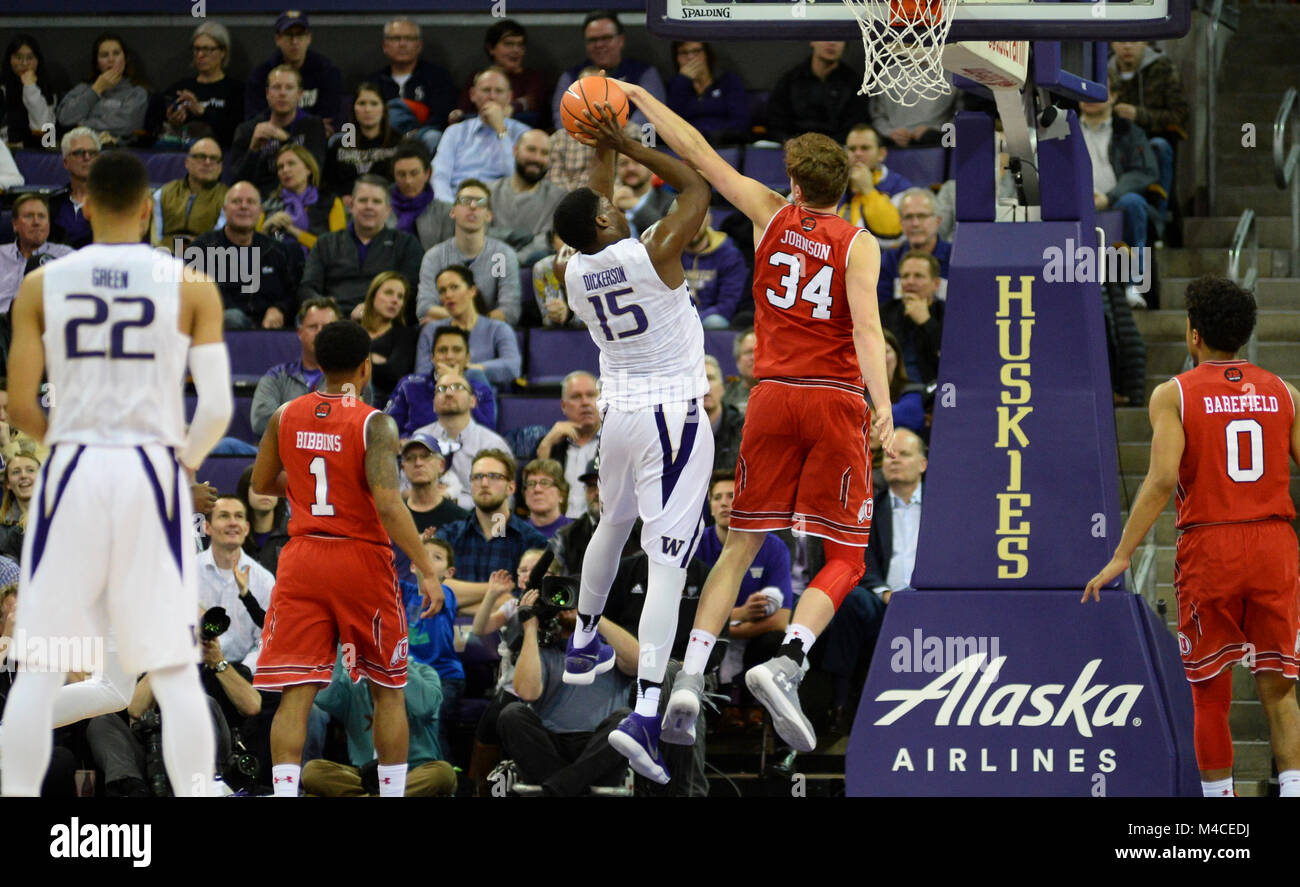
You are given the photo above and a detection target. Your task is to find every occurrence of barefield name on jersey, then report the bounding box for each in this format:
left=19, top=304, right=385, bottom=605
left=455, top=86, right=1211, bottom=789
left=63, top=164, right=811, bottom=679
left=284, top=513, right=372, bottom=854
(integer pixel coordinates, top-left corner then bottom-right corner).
left=295, top=431, right=342, bottom=452
left=1200, top=394, right=1281, bottom=414
left=874, top=653, right=1144, bottom=774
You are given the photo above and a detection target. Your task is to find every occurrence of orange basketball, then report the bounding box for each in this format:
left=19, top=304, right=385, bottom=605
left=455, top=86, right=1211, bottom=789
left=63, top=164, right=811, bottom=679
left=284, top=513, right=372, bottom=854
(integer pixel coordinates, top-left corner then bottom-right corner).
left=560, top=76, right=630, bottom=141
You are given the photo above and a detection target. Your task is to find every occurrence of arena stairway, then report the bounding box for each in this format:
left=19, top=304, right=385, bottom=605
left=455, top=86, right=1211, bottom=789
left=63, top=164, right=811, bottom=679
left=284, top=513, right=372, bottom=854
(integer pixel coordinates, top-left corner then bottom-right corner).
left=1117, top=0, right=1300, bottom=790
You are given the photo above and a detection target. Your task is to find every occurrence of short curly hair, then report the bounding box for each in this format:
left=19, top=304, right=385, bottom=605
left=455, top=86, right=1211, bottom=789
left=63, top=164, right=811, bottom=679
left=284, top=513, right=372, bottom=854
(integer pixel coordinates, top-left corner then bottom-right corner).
left=1184, top=275, right=1256, bottom=355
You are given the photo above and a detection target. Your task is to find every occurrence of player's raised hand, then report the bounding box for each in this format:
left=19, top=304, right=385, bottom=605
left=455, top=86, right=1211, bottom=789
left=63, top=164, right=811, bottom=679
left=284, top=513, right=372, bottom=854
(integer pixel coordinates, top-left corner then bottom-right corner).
left=1082, top=555, right=1128, bottom=603
left=576, top=102, right=630, bottom=151
left=418, top=572, right=445, bottom=618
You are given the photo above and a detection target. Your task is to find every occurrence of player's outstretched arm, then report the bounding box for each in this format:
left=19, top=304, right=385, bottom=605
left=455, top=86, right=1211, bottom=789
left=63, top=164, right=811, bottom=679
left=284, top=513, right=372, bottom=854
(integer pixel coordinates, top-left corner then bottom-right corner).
left=251, top=404, right=289, bottom=498
left=844, top=232, right=895, bottom=456
left=179, top=277, right=232, bottom=472
left=6, top=271, right=49, bottom=441
left=616, top=80, right=786, bottom=231
left=576, top=103, right=710, bottom=287
left=365, top=412, right=444, bottom=616
left=1083, top=380, right=1185, bottom=602
left=1286, top=381, right=1300, bottom=469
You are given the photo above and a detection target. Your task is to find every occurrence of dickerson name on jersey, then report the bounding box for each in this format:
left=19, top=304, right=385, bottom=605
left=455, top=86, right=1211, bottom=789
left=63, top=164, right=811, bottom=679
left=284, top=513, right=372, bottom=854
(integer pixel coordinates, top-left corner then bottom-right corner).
left=873, top=653, right=1144, bottom=738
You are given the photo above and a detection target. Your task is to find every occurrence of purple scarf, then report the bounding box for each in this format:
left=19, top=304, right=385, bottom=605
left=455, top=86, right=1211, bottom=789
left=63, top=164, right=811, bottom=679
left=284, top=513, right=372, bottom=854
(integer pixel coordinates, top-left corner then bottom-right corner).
left=280, top=184, right=319, bottom=232
left=390, top=184, right=434, bottom=234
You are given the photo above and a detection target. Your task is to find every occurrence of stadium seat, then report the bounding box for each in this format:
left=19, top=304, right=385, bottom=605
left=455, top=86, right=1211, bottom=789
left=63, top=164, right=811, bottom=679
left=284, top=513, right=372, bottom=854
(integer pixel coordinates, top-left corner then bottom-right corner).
left=885, top=147, right=948, bottom=187
left=742, top=147, right=787, bottom=191
left=226, top=330, right=301, bottom=386
left=186, top=394, right=256, bottom=444
left=1097, top=209, right=1123, bottom=246
left=497, top=395, right=557, bottom=432
left=196, top=455, right=255, bottom=494
left=527, top=329, right=599, bottom=385
left=747, top=90, right=769, bottom=135
left=142, top=152, right=189, bottom=187
left=704, top=330, right=740, bottom=378
left=13, top=151, right=65, bottom=189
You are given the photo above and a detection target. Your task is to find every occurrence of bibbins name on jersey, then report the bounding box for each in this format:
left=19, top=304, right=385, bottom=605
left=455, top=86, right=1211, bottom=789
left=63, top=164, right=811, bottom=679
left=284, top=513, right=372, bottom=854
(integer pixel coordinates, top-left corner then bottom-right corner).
left=1201, top=394, right=1281, bottom=414
left=581, top=266, right=628, bottom=292
left=295, top=431, right=342, bottom=452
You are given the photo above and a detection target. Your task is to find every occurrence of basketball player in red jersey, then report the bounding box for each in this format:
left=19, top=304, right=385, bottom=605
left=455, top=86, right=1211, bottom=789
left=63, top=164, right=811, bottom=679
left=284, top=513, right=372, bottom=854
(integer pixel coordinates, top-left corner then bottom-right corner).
left=613, top=83, right=896, bottom=753
left=1085, top=276, right=1300, bottom=798
left=251, top=320, right=445, bottom=797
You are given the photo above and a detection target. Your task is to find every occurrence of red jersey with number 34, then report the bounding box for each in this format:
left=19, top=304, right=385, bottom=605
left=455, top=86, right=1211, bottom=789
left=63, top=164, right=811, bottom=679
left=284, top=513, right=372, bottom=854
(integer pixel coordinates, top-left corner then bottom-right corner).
left=752, top=204, right=867, bottom=385
left=1173, top=360, right=1296, bottom=529
left=278, top=392, right=390, bottom=546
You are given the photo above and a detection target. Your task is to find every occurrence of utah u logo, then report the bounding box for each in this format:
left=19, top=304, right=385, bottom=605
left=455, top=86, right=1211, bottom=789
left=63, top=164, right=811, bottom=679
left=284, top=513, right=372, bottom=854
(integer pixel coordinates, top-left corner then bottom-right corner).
left=661, top=537, right=685, bottom=557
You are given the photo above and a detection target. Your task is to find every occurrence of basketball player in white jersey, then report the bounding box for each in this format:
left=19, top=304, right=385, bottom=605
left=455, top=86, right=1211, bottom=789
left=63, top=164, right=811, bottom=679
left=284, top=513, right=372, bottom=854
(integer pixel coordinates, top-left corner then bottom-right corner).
left=1, top=150, right=231, bottom=796
left=550, top=104, right=714, bottom=783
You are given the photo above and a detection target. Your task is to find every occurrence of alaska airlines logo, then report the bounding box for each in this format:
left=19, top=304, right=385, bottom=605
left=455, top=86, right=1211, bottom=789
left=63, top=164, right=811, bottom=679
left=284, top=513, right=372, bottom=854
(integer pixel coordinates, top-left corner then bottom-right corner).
left=873, top=653, right=1144, bottom=738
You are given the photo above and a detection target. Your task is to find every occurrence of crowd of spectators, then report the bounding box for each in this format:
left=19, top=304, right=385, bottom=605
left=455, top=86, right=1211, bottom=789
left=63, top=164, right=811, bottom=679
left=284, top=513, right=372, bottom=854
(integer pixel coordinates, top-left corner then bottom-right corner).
left=0, top=10, right=1190, bottom=795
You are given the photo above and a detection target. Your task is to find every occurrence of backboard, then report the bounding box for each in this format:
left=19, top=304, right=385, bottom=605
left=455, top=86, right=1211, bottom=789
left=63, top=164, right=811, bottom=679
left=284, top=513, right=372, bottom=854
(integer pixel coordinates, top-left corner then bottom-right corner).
left=646, top=0, right=1192, bottom=42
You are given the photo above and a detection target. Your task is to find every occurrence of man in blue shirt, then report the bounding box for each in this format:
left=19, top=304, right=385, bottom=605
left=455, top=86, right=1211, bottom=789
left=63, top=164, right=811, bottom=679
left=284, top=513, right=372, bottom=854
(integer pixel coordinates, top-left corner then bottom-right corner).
left=432, top=68, right=529, bottom=203
left=402, top=535, right=466, bottom=760
left=437, top=448, right=547, bottom=615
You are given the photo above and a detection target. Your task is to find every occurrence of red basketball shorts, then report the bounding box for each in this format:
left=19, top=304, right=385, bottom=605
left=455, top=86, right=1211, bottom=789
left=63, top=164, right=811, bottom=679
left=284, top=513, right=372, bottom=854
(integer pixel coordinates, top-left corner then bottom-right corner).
left=1175, top=520, right=1300, bottom=682
left=254, top=536, right=408, bottom=690
left=729, top=379, right=873, bottom=546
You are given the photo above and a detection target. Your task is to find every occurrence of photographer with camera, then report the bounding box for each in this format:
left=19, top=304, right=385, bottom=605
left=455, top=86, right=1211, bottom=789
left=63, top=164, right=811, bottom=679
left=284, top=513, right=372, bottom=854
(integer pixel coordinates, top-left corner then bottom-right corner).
left=198, top=495, right=276, bottom=666
left=495, top=567, right=640, bottom=797
left=83, top=606, right=264, bottom=796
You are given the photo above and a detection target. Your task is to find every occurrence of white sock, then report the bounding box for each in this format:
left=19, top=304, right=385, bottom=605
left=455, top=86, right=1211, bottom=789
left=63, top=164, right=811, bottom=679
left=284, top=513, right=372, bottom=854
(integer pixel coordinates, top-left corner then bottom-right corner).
left=1279, top=769, right=1300, bottom=797
left=683, top=630, right=717, bottom=675
left=635, top=685, right=661, bottom=717
left=1201, top=777, right=1233, bottom=797
left=783, top=623, right=818, bottom=653
left=272, top=764, right=301, bottom=797
left=377, top=763, right=407, bottom=797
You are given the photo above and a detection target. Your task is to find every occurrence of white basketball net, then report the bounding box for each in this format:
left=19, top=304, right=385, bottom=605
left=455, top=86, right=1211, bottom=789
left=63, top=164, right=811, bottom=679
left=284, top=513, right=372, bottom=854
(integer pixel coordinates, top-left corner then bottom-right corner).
left=840, top=0, right=960, bottom=107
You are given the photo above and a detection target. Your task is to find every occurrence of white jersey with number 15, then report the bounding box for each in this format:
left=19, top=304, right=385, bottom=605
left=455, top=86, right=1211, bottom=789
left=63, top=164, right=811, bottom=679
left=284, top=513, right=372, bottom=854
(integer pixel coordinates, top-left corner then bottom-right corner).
left=565, top=237, right=708, bottom=412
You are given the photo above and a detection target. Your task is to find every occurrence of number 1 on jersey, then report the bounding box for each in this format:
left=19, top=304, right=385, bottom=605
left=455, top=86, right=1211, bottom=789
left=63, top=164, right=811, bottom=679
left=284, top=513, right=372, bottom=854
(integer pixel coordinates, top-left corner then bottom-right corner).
left=308, top=456, right=336, bottom=515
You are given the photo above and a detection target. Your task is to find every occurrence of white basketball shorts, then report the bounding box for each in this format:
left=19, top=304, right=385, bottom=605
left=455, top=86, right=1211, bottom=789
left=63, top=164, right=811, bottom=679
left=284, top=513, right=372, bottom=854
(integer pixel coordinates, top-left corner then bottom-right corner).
left=597, top=398, right=715, bottom=567
left=16, top=444, right=201, bottom=675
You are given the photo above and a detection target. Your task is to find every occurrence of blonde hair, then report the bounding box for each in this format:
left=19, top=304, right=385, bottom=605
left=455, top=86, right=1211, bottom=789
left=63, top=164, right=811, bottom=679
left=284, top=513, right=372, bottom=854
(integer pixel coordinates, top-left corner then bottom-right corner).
left=361, top=271, right=411, bottom=332
left=1, top=444, right=41, bottom=530
left=276, top=142, right=321, bottom=188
